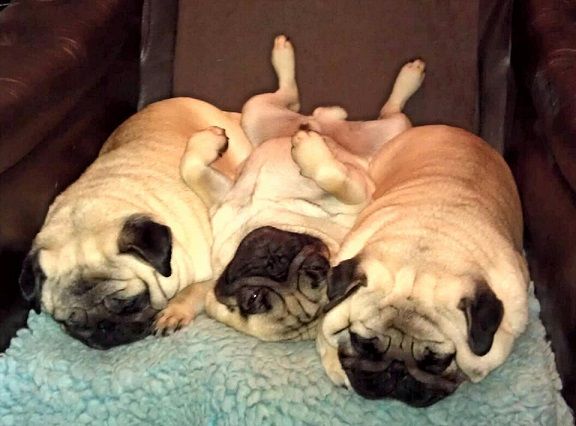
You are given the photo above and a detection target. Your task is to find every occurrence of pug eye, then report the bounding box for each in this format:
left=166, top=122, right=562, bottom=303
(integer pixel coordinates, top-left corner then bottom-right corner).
left=238, top=286, right=272, bottom=315
left=298, top=269, right=325, bottom=292
left=299, top=253, right=329, bottom=289
left=416, top=349, right=455, bottom=375
left=103, top=292, right=148, bottom=315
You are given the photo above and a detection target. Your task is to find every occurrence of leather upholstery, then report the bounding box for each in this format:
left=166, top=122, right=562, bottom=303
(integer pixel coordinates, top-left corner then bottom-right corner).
left=139, top=0, right=178, bottom=108
left=478, top=0, right=515, bottom=153
left=509, top=0, right=576, bottom=409
left=0, top=0, right=140, bottom=174
left=0, top=0, right=142, bottom=350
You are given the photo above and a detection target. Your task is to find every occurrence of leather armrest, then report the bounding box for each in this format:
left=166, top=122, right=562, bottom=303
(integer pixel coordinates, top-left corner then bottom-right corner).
left=513, top=0, right=576, bottom=192
left=0, top=0, right=142, bottom=249
left=0, top=0, right=142, bottom=173
left=510, top=0, right=576, bottom=410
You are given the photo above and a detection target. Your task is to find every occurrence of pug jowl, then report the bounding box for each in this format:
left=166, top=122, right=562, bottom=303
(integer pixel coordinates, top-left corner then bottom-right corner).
left=317, top=125, right=529, bottom=407
left=156, top=35, right=427, bottom=341
left=19, top=98, right=253, bottom=349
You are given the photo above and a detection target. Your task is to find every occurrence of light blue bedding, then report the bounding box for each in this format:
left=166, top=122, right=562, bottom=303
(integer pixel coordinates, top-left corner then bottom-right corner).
left=0, top=289, right=572, bottom=425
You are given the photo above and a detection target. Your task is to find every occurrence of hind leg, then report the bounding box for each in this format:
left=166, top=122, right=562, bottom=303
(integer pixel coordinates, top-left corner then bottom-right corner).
left=379, top=59, right=426, bottom=118
left=308, top=61, right=425, bottom=158
left=291, top=129, right=373, bottom=205
left=180, top=126, right=233, bottom=207
left=241, top=35, right=304, bottom=145
left=270, top=34, right=300, bottom=111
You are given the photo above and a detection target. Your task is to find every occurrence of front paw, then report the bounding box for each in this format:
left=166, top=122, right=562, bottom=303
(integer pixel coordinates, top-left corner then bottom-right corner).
left=186, top=126, right=229, bottom=166
left=154, top=302, right=196, bottom=336
left=317, top=336, right=351, bottom=388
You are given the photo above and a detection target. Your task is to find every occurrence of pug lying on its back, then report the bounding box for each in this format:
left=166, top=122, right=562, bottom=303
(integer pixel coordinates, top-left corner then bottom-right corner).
left=317, top=125, right=529, bottom=406
left=19, top=98, right=252, bottom=349
left=154, top=35, right=426, bottom=341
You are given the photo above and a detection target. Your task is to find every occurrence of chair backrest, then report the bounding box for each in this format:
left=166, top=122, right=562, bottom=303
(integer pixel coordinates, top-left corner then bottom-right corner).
left=140, top=0, right=513, bottom=151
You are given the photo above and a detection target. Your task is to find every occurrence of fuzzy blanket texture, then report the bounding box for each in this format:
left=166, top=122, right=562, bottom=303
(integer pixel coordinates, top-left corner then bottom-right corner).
left=0, top=288, right=572, bottom=425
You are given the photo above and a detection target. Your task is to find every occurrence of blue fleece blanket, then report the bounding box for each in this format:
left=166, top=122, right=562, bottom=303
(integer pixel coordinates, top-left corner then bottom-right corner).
left=0, top=288, right=572, bottom=425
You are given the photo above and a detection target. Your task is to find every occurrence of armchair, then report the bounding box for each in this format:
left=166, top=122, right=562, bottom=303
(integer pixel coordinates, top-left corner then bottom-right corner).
left=1, top=0, right=573, bottom=415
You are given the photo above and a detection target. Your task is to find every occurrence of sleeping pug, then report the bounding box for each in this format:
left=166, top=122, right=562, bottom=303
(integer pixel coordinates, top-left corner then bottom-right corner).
left=317, top=125, right=529, bottom=406
left=18, top=98, right=252, bottom=349
left=154, top=35, right=426, bottom=341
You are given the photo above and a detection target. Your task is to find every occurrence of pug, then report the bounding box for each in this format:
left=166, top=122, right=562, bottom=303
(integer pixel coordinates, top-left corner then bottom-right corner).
left=317, top=125, right=529, bottom=407
left=18, top=97, right=253, bottom=349
left=154, top=35, right=426, bottom=341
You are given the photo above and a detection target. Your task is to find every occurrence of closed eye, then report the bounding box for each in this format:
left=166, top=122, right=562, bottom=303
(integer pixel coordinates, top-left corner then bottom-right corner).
left=416, top=350, right=455, bottom=375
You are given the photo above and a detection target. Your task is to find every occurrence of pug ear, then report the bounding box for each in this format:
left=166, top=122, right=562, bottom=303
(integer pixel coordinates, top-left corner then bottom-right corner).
left=118, top=215, right=173, bottom=277
left=324, top=257, right=366, bottom=312
left=459, top=280, right=504, bottom=356
left=18, top=251, right=46, bottom=313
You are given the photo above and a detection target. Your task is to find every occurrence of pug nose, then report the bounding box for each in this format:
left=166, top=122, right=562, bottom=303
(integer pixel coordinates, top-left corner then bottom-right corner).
left=66, top=308, right=88, bottom=327
left=97, top=319, right=117, bottom=332
left=388, top=360, right=409, bottom=378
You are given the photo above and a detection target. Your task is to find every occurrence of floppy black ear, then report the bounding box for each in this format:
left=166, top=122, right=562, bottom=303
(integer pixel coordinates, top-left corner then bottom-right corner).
left=459, top=280, right=504, bottom=356
left=118, top=215, right=173, bottom=277
left=324, top=257, right=366, bottom=312
left=18, top=251, right=46, bottom=313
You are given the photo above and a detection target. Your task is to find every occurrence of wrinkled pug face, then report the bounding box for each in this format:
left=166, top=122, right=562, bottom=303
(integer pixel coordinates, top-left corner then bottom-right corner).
left=19, top=214, right=173, bottom=349
left=206, top=226, right=330, bottom=341
left=321, top=257, right=504, bottom=407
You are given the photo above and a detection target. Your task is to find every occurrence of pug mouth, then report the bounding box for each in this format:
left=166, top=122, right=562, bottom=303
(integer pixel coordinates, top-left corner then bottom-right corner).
left=341, top=357, right=461, bottom=407
left=64, top=315, right=155, bottom=350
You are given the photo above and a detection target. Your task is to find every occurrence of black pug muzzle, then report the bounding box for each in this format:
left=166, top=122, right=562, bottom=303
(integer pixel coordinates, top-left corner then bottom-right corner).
left=338, top=332, right=465, bottom=407
left=214, top=226, right=330, bottom=317
left=19, top=252, right=159, bottom=350
left=61, top=290, right=158, bottom=350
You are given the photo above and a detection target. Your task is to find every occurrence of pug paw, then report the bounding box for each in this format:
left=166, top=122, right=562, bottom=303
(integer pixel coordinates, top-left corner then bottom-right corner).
left=154, top=303, right=196, bottom=336
left=291, top=130, right=336, bottom=179
left=395, top=59, right=426, bottom=95
left=271, top=34, right=295, bottom=78
left=186, top=126, right=229, bottom=166
left=271, top=34, right=299, bottom=111
left=312, top=106, right=348, bottom=122
left=318, top=338, right=351, bottom=389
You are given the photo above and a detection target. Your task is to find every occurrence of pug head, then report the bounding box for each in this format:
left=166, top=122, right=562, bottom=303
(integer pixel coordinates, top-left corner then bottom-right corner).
left=319, top=257, right=506, bottom=407
left=205, top=226, right=330, bottom=341
left=19, top=214, right=173, bottom=349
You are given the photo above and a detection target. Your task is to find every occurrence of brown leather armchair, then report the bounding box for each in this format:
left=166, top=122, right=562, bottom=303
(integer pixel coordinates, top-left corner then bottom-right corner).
left=1, top=0, right=573, bottom=411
